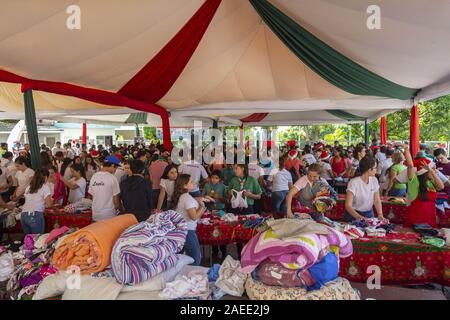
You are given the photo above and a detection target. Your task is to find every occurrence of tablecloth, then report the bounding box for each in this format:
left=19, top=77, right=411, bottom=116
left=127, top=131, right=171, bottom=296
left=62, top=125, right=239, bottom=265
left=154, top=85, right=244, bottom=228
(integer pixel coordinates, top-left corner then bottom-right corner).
left=196, top=214, right=261, bottom=246
left=339, top=227, right=450, bottom=286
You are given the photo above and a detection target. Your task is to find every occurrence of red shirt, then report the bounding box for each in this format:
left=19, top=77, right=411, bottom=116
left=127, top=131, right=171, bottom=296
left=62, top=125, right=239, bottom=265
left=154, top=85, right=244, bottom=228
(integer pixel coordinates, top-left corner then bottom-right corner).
left=285, top=158, right=303, bottom=173
left=330, top=157, right=350, bottom=177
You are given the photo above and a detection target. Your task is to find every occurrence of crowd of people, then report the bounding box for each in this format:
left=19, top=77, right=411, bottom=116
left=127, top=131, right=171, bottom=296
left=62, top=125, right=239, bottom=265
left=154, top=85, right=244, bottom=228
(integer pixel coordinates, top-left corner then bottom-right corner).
left=0, top=137, right=449, bottom=266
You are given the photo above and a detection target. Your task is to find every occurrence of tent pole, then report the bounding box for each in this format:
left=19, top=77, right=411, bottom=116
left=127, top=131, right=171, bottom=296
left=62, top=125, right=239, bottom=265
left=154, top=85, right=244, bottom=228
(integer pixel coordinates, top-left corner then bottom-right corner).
left=364, top=120, right=369, bottom=145
left=135, top=123, right=140, bottom=137
left=23, top=89, right=41, bottom=169
left=212, top=120, right=218, bottom=129
left=82, top=123, right=87, bottom=145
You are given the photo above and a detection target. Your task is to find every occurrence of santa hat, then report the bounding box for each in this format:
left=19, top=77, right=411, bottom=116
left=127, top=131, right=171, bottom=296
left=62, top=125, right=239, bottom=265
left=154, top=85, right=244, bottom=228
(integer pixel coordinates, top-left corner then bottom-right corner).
left=313, top=142, right=324, bottom=151
left=287, top=140, right=297, bottom=149
left=370, top=145, right=380, bottom=151
left=90, top=150, right=99, bottom=158
left=413, top=157, right=433, bottom=176
left=288, top=149, right=298, bottom=159
left=320, top=151, right=330, bottom=161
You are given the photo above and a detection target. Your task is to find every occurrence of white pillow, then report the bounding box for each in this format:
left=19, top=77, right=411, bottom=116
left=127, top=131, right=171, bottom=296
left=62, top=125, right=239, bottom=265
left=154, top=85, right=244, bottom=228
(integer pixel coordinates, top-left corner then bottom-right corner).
left=121, top=254, right=194, bottom=293
left=33, top=272, right=68, bottom=300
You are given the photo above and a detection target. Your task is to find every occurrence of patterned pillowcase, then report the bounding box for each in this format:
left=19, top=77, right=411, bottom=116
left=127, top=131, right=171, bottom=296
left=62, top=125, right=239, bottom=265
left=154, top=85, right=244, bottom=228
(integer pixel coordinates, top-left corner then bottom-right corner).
left=245, top=277, right=360, bottom=300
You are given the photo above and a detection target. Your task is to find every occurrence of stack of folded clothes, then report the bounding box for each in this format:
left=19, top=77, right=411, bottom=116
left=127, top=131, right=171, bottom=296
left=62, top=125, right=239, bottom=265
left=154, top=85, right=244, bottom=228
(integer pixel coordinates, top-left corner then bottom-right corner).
left=240, top=219, right=360, bottom=300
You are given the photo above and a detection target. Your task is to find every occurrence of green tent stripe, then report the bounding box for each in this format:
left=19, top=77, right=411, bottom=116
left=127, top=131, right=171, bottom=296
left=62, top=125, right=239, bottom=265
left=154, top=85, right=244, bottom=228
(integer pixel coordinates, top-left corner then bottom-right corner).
left=326, top=109, right=367, bottom=121
left=125, top=112, right=148, bottom=124
left=249, top=0, right=419, bottom=100
left=23, top=90, right=41, bottom=169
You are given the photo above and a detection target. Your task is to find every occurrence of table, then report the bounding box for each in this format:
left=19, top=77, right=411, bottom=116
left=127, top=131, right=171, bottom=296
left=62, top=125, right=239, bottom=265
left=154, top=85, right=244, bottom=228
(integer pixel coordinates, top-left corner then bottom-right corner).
left=339, top=227, right=450, bottom=286
left=196, top=214, right=261, bottom=245
left=328, top=194, right=450, bottom=228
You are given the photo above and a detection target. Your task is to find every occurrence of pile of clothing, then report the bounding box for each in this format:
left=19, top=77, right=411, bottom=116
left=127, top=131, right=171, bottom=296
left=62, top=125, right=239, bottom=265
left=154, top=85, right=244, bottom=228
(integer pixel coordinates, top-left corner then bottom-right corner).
left=413, top=223, right=448, bottom=248
left=63, top=198, right=93, bottom=214
left=240, top=219, right=353, bottom=294
left=111, top=210, right=188, bottom=285
left=318, top=218, right=395, bottom=239
left=0, top=207, right=21, bottom=230
left=3, top=226, right=75, bottom=300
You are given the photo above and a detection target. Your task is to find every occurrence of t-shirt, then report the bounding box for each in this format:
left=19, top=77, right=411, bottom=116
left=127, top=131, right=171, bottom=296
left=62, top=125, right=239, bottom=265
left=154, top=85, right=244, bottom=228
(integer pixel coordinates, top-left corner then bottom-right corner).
left=176, top=193, right=199, bottom=230
left=88, top=171, right=120, bottom=221
left=375, top=152, right=386, bottom=163
left=407, top=174, right=436, bottom=203
left=284, top=158, right=302, bottom=174
left=220, top=167, right=235, bottom=186
left=63, top=167, right=72, bottom=181
left=149, top=160, right=168, bottom=190
left=320, top=162, right=333, bottom=181
left=203, top=182, right=226, bottom=210
left=65, top=149, right=75, bottom=160
left=114, top=166, right=127, bottom=184
left=303, top=154, right=317, bottom=166
left=0, top=167, right=9, bottom=193
left=248, top=163, right=264, bottom=180
left=293, top=176, right=330, bottom=191
left=377, top=158, right=393, bottom=183
left=227, top=176, right=262, bottom=206
left=15, top=168, right=35, bottom=197
left=120, top=175, right=152, bottom=222
left=268, top=168, right=293, bottom=192
left=347, top=176, right=380, bottom=212
left=5, top=162, right=17, bottom=187
left=22, top=184, right=52, bottom=213
left=68, top=177, right=87, bottom=204
left=391, top=163, right=407, bottom=189
left=85, top=164, right=97, bottom=182
left=52, top=147, right=64, bottom=156
left=160, top=178, right=175, bottom=202
left=178, top=161, right=208, bottom=193
left=436, top=161, right=450, bottom=197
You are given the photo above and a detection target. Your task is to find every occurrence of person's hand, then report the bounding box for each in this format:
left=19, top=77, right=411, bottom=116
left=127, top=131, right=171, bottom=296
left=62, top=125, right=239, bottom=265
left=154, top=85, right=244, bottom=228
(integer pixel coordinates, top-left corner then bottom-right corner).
left=11, top=195, right=16, bottom=202
left=243, top=190, right=252, bottom=197
left=6, top=202, right=15, bottom=210
left=421, top=160, right=432, bottom=172
left=287, top=210, right=294, bottom=219
left=378, top=216, right=389, bottom=224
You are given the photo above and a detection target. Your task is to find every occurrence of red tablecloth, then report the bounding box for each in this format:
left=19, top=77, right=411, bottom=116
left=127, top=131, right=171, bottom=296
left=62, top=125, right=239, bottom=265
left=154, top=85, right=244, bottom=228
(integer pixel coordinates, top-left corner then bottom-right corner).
left=197, top=214, right=261, bottom=245
left=328, top=194, right=450, bottom=228
left=339, top=227, right=450, bottom=286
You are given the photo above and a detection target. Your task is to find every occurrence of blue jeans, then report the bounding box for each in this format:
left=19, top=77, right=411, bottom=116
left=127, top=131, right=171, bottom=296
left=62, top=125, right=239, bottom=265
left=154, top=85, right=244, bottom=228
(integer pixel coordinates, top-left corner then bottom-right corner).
left=271, top=190, right=288, bottom=215
left=344, top=209, right=374, bottom=222
left=184, top=230, right=201, bottom=266
left=21, top=212, right=45, bottom=234
left=388, top=188, right=406, bottom=197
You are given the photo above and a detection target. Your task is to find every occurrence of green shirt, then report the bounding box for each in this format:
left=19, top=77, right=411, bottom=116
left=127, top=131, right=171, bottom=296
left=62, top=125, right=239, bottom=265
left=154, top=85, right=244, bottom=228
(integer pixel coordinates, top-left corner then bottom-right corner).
left=407, top=174, right=436, bottom=202
left=221, top=167, right=235, bottom=186
left=203, top=182, right=226, bottom=210
left=392, top=163, right=407, bottom=189
left=227, top=176, right=262, bottom=206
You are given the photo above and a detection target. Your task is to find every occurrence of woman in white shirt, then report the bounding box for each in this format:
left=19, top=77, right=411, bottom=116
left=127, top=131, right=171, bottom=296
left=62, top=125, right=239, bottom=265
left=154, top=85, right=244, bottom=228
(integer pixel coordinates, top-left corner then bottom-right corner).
left=349, top=145, right=366, bottom=178
left=61, top=163, right=87, bottom=204
left=21, top=168, right=53, bottom=234
left=157, top=164, right=178, bottom=211
left=12, top=156, right=35, bottom=201
left=268, top=157, right=293, bottom=215
left=171, top=173, right=206, bottom=266
left=345, top=155, right=387, bottom=222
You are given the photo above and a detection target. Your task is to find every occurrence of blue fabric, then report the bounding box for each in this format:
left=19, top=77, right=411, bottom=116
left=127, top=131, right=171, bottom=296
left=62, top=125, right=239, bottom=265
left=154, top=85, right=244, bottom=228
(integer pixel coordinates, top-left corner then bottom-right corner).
left=208, top=264, right=221, bottom=282
left=184, top=230, right=201, bottom=266
left=344, top=209, right=374, bottom=222
left=271, top=190, right=288, bottom=214
left=307, top=252, right=339, bottom=291
left=21, top=212, right=45, bottom=234
left=388, top=188, right=406, bottom=197
left=189, top=190, right=202, bottom=198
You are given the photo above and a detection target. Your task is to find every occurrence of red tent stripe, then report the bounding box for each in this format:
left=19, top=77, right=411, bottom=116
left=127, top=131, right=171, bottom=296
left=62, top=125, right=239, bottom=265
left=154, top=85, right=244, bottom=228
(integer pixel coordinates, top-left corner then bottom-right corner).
left=409, top=105, right=420, bottom=158
left=380, top=116, right=387, bottom=145
left=240, top=113, right=269, bottom=123
left=118, top=0, right=222, bottom=103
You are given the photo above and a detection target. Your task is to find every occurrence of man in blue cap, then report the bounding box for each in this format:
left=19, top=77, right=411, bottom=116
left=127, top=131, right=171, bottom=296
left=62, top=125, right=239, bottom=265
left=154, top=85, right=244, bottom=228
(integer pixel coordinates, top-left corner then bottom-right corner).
left=88, top=155, right=121, bottom=222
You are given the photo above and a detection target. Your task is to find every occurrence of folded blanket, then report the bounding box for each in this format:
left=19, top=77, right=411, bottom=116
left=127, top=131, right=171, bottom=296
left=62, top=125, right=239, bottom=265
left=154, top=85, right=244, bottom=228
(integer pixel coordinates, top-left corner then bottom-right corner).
left=52, top=214, right=137, bottom=274
left=111, top=210, right=187, bottom=285
left=241, top=225, right=352, bottom=273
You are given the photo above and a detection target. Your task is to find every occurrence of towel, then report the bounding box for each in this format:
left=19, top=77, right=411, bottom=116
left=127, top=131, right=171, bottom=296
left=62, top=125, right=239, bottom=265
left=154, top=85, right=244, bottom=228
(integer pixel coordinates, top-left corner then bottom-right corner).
left=52, top=214, right=137, bottom=274
left=266, top=219, right=331, bottom=239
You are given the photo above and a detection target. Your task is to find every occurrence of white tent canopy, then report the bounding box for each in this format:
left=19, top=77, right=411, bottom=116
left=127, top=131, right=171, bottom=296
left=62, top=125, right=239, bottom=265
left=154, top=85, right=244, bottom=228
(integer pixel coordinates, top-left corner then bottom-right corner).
left=0, top=0, right=449, bottom=123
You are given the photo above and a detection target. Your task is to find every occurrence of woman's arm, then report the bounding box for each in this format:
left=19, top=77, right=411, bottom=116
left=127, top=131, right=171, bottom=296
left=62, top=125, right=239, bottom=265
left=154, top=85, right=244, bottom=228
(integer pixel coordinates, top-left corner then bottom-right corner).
left=288, top=181, right=293, bottom=190
left=156, top=187, right=166, bottom=210
left=403, top=145, right=415, bottom=180
left=186, top=206, right=206, bottom=221
left=44, top=195, right=54, bottom=208
left=428, top=168, right=445, bottom=191
left=345, top=191, right=365, bottom=220
left=285, top=187, right=299, bottom=218
left=385, top=170, right=397, bottom=195
left=61, top=177, right=79, bottom=190
left=243, top=190, right=261, bottom=200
